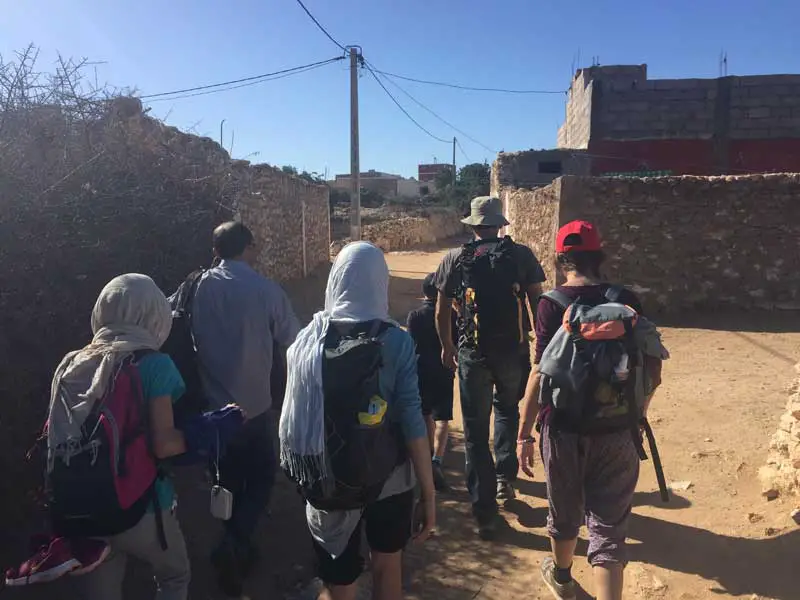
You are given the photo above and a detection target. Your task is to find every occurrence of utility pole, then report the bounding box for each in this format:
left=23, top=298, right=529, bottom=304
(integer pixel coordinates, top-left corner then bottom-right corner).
left=349, top=47, right=361, bottom=241
left=452, top=137, right=457, bottom=186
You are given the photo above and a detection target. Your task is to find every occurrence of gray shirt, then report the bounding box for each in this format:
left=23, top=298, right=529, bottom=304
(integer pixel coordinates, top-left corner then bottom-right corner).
left=191, top=259, right=299, bottom=417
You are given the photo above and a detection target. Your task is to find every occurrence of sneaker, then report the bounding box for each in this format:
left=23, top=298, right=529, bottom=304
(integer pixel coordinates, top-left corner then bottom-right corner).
left=5, top=537, right=80, bottom=586
left=70, top=538, right=111, bottom=576
left=432, top=462, right=451, bottom=493
left=496, top=480, right=516, bottom=502
left=540, top=557, right=577, bottom=600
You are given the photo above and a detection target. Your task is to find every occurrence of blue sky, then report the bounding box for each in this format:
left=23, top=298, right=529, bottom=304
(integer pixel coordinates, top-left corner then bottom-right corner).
left=3, top=1, right=799, bottom=178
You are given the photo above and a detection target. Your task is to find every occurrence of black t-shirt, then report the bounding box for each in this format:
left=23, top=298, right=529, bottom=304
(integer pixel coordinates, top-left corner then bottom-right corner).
left=433, top=239, right=547, bottom=336
left=407, top=300, right=457, bottom=381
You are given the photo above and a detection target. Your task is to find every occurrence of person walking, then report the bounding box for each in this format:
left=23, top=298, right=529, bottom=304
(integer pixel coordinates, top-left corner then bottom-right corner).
left=434, top=196, right=545, bottom=539
left=407, top=273, right=458, bottom=492
left=38, top=274, right=243, bottom=600
left=516, top=221, right=667, bottom=600
left=280, top=241, right=435, bottom=600
left=191, top=221, right=300, bottom=597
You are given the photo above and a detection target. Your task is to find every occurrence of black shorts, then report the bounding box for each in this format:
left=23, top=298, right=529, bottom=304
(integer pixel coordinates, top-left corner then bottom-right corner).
left=419, top=371, right=455, bottom=422
left=313, top=490, right=414, bottom=586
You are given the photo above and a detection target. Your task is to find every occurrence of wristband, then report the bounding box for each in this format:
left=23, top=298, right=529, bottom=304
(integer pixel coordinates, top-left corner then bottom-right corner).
left=517, top=436, right=535, bottom=445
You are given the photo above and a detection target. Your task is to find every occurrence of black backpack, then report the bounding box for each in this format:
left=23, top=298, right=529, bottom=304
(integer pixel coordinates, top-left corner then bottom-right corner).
left=456, top=236, right=524, bottom=355
left=300, top=320, right=406, bottom=511
left=163, top=270, right=207, bottom=422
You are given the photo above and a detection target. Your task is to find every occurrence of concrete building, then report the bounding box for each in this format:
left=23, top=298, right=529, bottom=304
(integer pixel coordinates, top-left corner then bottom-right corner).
left=418, top=163, right=453, bottom=187
left=331, top=170, right=421, bottom=198
left=557, top=64, right=800, bottom=175
left=492, top=149, right=591, bottom=189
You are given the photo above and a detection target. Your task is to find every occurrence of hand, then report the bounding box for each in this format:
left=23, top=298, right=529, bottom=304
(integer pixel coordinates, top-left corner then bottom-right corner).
left=412, top=496, right=436, bottom=543
left=517, top=438, right=535, bottom=478
left=441, top=345, right=457, bottom=371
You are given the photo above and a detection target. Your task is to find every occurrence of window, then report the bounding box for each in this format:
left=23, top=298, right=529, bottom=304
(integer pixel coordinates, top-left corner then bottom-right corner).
left=538, top=161, right=562, bottom=174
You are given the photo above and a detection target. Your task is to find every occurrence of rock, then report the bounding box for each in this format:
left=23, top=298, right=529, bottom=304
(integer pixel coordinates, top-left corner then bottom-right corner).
left=747, top=512, right=764, bottom=524
left=765, top=526, right=784, bottom=536
left=791, top=508, right=800, bottom=525
left=668, top=480, right=693, bottom=492
left=704, top=437, right=713, bottom=443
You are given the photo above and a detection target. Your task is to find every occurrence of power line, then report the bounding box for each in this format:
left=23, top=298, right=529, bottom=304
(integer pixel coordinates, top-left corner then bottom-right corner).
left=293, top=0, right=347, bottom=51
left=373, top=68, right=565, bottom=95
left=140, top=57, right=344, bottom=100
left=362, top=60, right=451, bottom=144
left=456, top=138, right=472, bottom=164
left=370, top=62, right=496, bottom=155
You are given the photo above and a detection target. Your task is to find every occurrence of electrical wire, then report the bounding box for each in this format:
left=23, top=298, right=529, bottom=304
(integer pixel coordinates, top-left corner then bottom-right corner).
left=456, top=138, right=472, bottom=164
left=293, top=0, right=347, bottom=51
left=140, top=57, right=344, bottom=102
left=367, top=59, right=496, bottom=155
left=362, top=60, right=451, bottom=144
left=373, top=68, right=565, bottom=95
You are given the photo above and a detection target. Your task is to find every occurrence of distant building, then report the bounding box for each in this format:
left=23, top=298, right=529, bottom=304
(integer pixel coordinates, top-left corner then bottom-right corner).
left=558, top=64, right=800, bottom=175
left=331, top=170, right=421, bottom=198
left=493, top=149, right=591, bottom=189
left=418, top=163, right=453, bottom=187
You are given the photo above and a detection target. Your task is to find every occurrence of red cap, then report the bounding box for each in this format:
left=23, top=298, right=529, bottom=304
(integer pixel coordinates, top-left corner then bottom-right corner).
left=556, top=221, right=602, bottom=252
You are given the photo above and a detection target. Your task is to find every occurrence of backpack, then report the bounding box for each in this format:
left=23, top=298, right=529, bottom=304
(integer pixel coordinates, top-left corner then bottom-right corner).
left=299, top=320, right=406, bottom=511
left=163, top=269, right=207, bottom=422
left=538, top=286, right=644, bottom=435
left=47, top=352, right=166, bottom=545
left=455, top=236, right=524, bottom=355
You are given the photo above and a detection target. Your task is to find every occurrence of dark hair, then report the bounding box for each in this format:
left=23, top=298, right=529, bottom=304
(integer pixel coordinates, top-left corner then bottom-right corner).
left=555, top=249, right=605, bottom=278
left=213, top=221, right=254, bottom=259
left=422, top=273, right=437, bottom=300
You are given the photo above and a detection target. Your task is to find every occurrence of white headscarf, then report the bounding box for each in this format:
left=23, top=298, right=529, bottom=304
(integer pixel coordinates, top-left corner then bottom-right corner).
left=279, top=242, right=394, bottom=486
left=47, top=274, right=172, bottom=468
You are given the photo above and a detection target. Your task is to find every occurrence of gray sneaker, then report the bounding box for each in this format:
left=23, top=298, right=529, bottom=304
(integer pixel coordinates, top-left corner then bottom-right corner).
left=540, top=557, right=577, bottom=600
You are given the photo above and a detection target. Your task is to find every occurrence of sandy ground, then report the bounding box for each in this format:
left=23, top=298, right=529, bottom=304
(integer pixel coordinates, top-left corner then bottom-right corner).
left=384, top=247, right=800, bottom=600
left=6, top=243, right=799, bottom=600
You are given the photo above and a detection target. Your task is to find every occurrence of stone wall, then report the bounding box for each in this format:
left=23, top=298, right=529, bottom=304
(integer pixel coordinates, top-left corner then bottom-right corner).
left=330, top=207, right=465, bottom=255
left=493, top=152, right=800, bottom=311
left=760, top=365, right=800, bottom=499
left=498, top=179, right=561, bottom=288
left=236, top=164, right=330, bottom=280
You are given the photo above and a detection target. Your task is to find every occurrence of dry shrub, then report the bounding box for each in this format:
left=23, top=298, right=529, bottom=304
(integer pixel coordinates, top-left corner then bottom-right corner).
left=0, top=47, right=235, bottom=548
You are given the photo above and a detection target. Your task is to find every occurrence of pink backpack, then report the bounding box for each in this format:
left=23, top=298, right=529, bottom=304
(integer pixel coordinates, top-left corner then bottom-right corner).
left=46, top=354, right=163, bottom=543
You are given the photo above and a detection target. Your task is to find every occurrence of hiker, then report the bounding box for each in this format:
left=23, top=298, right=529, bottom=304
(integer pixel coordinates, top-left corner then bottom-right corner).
left=407, top=273, right=458, bottom=492
left=516, top=221, right=667, bottom=600
left=280, top=241, right=436, bottom=600
left=9, top=274, right=244, bottom=599
left=434, top=196, right=545, bottom=539
left=190, top=221, right=300, bottom=596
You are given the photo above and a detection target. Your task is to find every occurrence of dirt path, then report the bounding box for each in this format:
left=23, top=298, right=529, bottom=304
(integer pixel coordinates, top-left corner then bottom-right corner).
left=385, top=248, right=800, bottom=600
left=7, top=245, right=797, bottom=600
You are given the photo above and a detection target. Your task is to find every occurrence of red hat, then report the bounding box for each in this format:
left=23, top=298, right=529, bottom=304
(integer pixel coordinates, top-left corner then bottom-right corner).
left=556, top=220, right=602, bottom=252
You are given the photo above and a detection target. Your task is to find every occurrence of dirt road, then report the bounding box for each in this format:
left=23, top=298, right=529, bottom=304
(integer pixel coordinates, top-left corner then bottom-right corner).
left=385, top=247, right=800, bottom=600
left=8, top=244, right=797, bottom=600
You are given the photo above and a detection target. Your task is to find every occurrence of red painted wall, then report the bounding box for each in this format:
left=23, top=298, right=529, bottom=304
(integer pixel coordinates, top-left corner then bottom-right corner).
left=589, top=139, right=800, bottom=176
left=729, top=139, right=800, bottom=173
left=589, top=139, right=715, bottom=175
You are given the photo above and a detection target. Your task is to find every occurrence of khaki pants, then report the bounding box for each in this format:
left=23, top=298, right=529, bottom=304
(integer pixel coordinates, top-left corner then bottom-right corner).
left=79, top=510, right=190, bottom=600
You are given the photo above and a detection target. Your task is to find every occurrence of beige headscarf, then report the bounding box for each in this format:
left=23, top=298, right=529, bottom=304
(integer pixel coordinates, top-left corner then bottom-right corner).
left=47, top=274, right=172, bottom=467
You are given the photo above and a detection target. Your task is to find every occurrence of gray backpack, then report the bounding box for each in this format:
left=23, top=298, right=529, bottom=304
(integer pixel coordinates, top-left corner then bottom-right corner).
left=538, top=287, right=650, bottom=434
